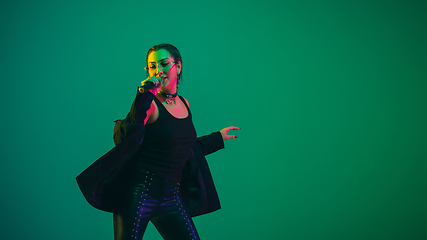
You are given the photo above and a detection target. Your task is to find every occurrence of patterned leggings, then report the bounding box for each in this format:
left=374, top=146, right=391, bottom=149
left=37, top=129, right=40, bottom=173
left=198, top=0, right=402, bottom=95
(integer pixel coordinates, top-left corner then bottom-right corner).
left=113, top=169, right=199, bottom=240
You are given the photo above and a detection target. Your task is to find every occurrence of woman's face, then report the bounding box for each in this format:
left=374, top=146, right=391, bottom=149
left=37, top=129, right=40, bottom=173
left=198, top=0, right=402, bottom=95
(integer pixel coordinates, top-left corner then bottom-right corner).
left=147, top=49, right=181, bottom=90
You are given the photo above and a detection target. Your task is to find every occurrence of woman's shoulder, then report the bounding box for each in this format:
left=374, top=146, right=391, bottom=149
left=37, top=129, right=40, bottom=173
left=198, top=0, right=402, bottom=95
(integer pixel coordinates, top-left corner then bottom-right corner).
left=179, top=95, right=189, bottom=107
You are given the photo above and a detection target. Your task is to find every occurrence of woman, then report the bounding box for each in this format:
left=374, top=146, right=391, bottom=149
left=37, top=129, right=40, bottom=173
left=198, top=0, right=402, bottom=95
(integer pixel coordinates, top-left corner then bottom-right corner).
left=76, top=43, right=239, bottom=240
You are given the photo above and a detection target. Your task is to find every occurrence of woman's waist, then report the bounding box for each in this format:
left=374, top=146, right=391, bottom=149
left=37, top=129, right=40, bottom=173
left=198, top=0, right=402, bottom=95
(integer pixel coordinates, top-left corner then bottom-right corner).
left=130, top=159, right=185, bottom=183
left=127, top=167, right=182, bottom=200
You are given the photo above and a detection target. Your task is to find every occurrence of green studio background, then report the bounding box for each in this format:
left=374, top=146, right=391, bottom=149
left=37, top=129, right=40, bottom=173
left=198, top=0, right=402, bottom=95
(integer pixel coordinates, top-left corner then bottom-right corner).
left=1, top=0, right=426, bottom=239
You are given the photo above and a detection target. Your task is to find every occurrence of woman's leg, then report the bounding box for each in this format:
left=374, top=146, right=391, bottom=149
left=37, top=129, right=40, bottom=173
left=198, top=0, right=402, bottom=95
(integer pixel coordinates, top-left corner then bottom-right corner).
left=114, top=212, right=150, bottom=240
left=114, top=170, right=158, bottom=240
left=151, top=211, right=200, bottom=240
left=151, top=182, right=200, bottom=240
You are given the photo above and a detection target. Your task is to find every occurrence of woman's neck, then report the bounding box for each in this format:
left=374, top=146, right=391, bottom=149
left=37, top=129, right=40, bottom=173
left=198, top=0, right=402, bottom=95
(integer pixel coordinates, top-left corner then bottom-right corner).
left=161, top=85, right=177, bottom=94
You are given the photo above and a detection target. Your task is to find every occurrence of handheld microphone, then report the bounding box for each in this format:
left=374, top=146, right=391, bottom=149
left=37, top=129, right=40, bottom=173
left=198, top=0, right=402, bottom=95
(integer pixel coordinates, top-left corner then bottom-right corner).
left=138, top=77, right=162, bottom=93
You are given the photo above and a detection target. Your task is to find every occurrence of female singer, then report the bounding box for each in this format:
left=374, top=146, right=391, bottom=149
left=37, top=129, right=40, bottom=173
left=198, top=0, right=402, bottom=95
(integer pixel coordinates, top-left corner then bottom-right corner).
left=76, top=43, right=239, bottom=240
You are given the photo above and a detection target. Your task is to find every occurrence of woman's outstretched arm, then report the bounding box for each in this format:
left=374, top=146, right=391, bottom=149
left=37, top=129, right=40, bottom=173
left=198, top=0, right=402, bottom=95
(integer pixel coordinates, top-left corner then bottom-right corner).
left=220, top=126, right=240, bottom=141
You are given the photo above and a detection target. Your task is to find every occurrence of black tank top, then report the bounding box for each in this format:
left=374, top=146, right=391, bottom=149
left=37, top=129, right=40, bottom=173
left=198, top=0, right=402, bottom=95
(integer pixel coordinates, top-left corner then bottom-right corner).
left=135, top=95, right=197, bottom=180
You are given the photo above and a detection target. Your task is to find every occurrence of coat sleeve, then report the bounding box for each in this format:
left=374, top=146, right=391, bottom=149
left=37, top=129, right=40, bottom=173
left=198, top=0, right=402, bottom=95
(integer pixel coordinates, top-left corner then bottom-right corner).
left=195, top=131, right=225, bottom=156
left=75, top=89, right=155, bottom=213
left=114, top=89, right=155, bottom=145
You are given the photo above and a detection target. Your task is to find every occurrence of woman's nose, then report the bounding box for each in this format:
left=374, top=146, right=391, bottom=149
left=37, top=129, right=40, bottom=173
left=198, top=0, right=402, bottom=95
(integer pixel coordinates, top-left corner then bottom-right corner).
left=156, top=65, right=164, bottom=75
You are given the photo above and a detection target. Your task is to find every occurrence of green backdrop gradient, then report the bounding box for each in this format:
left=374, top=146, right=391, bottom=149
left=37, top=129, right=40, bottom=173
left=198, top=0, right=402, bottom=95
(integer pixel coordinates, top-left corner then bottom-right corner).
left=1, top=0, right=426, bottom=239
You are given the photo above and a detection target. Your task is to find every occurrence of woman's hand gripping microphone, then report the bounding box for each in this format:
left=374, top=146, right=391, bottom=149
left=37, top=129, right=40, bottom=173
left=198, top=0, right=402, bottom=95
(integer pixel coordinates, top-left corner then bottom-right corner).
left=139, top=76, right=163, bottom=94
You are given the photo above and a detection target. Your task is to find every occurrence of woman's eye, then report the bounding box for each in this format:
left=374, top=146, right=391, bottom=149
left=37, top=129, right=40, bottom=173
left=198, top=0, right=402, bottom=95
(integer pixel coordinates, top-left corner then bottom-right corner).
left=149, top=65, right=156, bottom=69
left=161, top=62, right=170, bottom=67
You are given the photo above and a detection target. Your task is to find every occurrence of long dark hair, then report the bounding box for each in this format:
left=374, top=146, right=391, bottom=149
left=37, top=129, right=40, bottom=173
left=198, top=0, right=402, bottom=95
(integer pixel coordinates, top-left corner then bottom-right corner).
left=146, top=43, right=182, bottom=82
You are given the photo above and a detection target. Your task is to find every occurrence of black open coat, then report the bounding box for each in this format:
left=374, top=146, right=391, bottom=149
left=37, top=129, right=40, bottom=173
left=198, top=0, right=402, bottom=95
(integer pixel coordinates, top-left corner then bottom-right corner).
left=76, top=90, right=224, bottom=217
